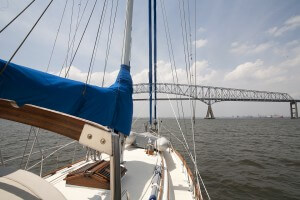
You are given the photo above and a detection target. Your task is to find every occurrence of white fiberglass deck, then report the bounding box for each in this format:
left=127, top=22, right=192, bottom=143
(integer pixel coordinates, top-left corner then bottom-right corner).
left=44, top=146, right=196, bottom=200
left=45, top=146, right=162, bottom=200
left=164, top=150, right=195, bottom=199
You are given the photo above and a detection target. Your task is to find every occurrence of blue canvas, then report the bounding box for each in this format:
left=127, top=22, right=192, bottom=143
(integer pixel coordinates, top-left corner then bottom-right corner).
left=0, top=59, right=133, bottom=135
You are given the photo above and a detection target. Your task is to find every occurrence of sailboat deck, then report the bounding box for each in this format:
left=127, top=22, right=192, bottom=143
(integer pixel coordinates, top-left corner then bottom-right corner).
left=164, top=150, right=195, bottom=199
left=45, top=146, right=163, bottom=200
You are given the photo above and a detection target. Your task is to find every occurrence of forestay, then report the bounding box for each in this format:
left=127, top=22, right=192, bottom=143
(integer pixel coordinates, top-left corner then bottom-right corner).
left=0, top=59, right=133, bottom=135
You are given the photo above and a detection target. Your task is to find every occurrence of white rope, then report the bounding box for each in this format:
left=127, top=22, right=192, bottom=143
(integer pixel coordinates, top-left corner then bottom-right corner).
left=5, top=144, right=73, bottom=164
left=27, top=141, right=76, bottom=171
left=157, top=73, right=194, bottom=162
left=158, top=1, right=210, bottom=198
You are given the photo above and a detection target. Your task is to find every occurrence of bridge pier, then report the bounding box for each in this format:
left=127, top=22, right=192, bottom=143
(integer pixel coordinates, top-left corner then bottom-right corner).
left=205, top=103, right=215, bottom=119
left=290, top=101, right=298, bottom=119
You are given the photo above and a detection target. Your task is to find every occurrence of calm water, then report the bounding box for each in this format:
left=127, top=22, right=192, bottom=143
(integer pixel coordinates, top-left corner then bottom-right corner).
left=1, top=118, right=299, bottom=200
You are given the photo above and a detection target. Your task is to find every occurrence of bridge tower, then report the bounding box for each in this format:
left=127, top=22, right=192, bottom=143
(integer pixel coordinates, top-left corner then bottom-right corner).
left=205, top=102, right=215, bottom=119
left=290, top=101, right=298, bottom=119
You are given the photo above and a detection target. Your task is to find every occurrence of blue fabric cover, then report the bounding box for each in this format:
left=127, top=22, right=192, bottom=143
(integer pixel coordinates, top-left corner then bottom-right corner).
left=0, top=59, right=133, bottom=135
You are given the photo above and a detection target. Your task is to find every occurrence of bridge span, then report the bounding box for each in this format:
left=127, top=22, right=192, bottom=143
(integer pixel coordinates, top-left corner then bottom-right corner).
left=133, top=83, right=299, bottom=119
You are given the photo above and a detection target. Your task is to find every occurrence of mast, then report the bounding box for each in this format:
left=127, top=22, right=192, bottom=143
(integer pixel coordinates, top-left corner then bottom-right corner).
left=148, top=0, right=153, bottom=126
left=122, top=0, right=134, bottom=66
left=113, top=0, right=133, bottom=200
left=153, top=0, right=157, bottom=128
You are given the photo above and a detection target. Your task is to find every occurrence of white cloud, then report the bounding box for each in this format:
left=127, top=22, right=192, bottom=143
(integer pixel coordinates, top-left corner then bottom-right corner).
left=54, top=59, right=217, bottom=86
left=193, top=39, right=207, bottom=48
left=197, top=27, right=206, bottom=33
left=155, top=60, right=217, bottom=85
left=267, top=15, right=300, bottom=37
left=230, top=42, right=272, bottom=55
left=54, top=66, right=119, bottom=87
left=280, top=55, right=300, bottom=68
left=224, top=59, right=285, bottom=81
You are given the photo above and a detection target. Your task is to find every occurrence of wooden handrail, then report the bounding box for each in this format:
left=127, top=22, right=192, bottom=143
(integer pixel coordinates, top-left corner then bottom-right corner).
left=0, top=98, right=108, bottom=141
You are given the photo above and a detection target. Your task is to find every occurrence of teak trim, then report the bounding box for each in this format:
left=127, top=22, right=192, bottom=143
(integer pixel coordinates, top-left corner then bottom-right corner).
left=0, top=98, right=108, bottom=141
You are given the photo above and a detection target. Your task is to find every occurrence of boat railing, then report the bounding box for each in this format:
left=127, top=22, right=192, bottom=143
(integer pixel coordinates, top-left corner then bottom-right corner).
left=2, top=141, right=77, bottom=169
left=0, top=98, right=122, bottom=200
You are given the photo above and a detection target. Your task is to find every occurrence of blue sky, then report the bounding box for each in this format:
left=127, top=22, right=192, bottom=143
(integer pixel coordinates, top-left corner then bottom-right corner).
left=0, top=0, right=300, bottom=117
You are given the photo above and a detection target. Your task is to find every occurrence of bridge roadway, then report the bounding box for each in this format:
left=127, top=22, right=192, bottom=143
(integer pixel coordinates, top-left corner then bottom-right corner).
left=132, top=83, right=299, bottom=118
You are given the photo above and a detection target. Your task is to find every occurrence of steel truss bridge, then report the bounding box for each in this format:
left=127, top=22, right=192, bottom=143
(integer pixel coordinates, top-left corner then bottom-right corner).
left=133, top=83, right=299, bottom=119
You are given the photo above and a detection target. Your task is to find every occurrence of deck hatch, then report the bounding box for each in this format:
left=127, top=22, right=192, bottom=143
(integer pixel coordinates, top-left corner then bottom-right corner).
left=64, top=160, right=127, bottom=190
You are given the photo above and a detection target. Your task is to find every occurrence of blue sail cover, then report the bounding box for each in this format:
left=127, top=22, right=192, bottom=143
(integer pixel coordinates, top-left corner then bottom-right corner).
left=0, top=59, right=133, bottom=135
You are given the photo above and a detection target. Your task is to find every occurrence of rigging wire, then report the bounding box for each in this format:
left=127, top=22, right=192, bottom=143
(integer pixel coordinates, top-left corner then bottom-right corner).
left=160, top=0, right=188, bottom=136
left=157, top=72, right=194, bottom=162
left=161, top=124, right=194, bottom=161
left=59, top=0, right=90, bottom=77
left=160, top=0, right=193, bottom=163
left=163, top=0, right=189, bottom=139
left=27, top=141, right=76, bottom=171
left=89, top=0, right=109, bottom=84
left=84, top=0, right=108, bottom=93
left=178, top=0, right=191, bottom=84
left=179, top=1, right=206, bottom=198
left=161, top=0, right=195, bottom=162
left=0, top=0, right=36, bottom=34
left=160, top=1, right=191, bottom=163
left=0, top=0, right=55, bottom=76
left=69, top=0, right=83, bottom=66
left=0, top=0, right=69, bottom=171
left=160, top=1, right=210, bottom=199
left=64, top=0, right=98, bottom=78
left=46, top=0, right=69, bottom=72
left=191, top=0, right=201, bottom=197
left=101, top=0, right=120, bottom=87
left=178, top=0, right=198, bottom=160
left=184, top=2, right=211, bottom=199
left=65, top=0, right=75, bottom=73
left=160, top=80, right=211, bottom=200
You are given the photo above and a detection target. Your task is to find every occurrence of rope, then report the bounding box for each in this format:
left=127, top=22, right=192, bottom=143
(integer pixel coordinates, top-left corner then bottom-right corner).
left=19, top=127, right=33, bottom=168
left=65, top=0, right=75, bottom=72
left=178, top=0, right=191, bottom=84
left=0, top=0, right=36, bottom=34
left=27, top=141, right=76, bottom=171
left=46, top=0, right=69, bottom=72
left=88, top=0, right=109, bottom=84
left=159, top=1, right=210, bottom=198
left=160, top=0, right=193, bottom=160
left=84, top=0, right=108, bottom=92
left=6, top=144, right=75, bottom=164
left=101, top=0, right=120, bottom=87
left=0, top=0, right=55, bottom=76
left=160, top=0, right=188, bottom=136
left=59, top=0, right=90, bottom=76
left=178, top=0, right=198, bottom=167
left=69, top=0, right=83, bottom=66
left=157, top=72, right=194, bottom=162
left=191, top=0, right=201, bottom=198
left=178, top=2, right=207, bottom=199
left=64, top=0, right=98, bottom=78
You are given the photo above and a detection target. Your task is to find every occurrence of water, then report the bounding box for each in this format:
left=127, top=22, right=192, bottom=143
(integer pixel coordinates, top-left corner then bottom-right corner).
left=0, top=118, right=299, bottom=200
